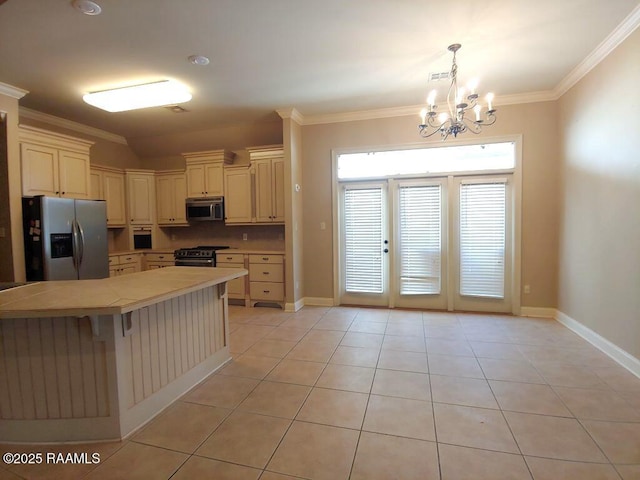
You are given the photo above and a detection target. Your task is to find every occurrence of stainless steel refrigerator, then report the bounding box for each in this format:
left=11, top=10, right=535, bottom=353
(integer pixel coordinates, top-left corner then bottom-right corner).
left=23, top=196, right=109, bottom=281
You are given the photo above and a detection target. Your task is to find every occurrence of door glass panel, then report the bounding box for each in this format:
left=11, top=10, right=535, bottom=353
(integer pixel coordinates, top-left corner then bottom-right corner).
left=459, top=182, right=506, bottom=298
left=398, top=184, right=441, bottom=295
left=343, top=187, right=384, bottom=293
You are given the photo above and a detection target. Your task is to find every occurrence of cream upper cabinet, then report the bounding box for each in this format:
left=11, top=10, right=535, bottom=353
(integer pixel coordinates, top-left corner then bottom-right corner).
left=90, top=166, right=126, bottom=227
left=19, top=125, right=93, bottom=199
left=90, top=169, right=103, bottom=200
left=223, top=165, right=253, bottom=224
left=126, top=170, right=155, bottom=225
left=156, top=170, right=188, bottom=226
left=248, top=146, right=285, bottom=223
left=183, top=149, right=235, bottom=198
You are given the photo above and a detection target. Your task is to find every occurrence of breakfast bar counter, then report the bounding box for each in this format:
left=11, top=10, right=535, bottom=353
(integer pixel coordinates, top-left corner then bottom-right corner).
left=0, top=267, right=247, bottom=443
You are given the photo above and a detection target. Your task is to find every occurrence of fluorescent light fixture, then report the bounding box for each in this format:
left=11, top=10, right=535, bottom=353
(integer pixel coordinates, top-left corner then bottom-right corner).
left=82, top=80, right=192, bottom=112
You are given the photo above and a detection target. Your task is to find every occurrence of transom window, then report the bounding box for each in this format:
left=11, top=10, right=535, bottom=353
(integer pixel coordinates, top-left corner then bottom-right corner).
left=337, top=141, right=515, bottom=179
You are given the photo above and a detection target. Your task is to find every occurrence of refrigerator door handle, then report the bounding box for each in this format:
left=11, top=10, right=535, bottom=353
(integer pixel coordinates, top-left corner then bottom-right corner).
left=71, top=219, right=80, bottom=271
left=76, top=221, right=86, bottom=269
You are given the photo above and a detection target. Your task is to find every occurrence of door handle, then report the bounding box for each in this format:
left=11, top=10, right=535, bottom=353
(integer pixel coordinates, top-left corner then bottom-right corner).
left=383, top=248, right=389, bottom=253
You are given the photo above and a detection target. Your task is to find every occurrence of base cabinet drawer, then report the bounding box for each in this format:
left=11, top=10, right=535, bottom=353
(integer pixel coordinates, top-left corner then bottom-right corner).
left=249, top=281, right=284, bottom=301
left=249, top=263, right=284, bottom=282
left=249, top=254, right=283, bottom=265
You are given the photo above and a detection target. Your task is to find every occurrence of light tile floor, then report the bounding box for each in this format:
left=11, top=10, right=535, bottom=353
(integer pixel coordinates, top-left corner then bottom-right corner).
left=2, top=305, right=640, bottom=479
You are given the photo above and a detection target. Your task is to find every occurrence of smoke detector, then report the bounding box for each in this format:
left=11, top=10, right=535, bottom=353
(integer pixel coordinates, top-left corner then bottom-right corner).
left=188, top=55, right=210, bottom=66
left=72, top=0, right=102, bottom=15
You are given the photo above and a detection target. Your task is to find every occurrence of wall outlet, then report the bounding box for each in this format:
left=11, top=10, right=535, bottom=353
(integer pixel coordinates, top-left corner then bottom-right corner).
left=320, top=221, right=326, bottom=230
left=242, top=233, right=248, bottom=241
left=523, top=284, right=531, bottom=294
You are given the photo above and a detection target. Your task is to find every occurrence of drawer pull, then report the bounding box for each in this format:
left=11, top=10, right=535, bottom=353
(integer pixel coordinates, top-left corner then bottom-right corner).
left=158, top=256, right=164, bottom=259
left=262, top=271, right=269, bottom=275
left=263, top=290, right=270, bottom=293
left=226, top=257, right=233, bottom=260
left=262, top=257, right=269, bottom=261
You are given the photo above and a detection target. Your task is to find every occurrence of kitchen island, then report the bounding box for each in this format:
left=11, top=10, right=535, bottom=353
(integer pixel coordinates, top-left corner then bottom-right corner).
left=0, top=266, right=247, bottom=443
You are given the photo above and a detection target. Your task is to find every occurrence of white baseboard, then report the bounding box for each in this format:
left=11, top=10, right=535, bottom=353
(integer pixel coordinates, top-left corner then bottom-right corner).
left=284, top=299, right=305, bottom=313
left=555, top=309, right=640, bottom=379
left=303, top=297, right=335, bottom=307
left=520, top=306, right=556, bottom=318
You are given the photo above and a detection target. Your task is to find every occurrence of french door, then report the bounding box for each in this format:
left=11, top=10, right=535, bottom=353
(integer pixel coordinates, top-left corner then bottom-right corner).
left=339, top=175, right=513, bottom=313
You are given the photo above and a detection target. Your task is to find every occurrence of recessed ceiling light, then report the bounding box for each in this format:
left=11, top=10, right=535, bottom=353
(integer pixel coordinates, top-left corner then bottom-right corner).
left=72, top=0, right=102, bottom=15
left=188, top=55, right=210, bottom=66
left=83, top=80, right=192, bottom=112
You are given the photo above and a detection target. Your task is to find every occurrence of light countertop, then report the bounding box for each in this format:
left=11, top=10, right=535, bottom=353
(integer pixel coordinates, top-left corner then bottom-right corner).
left=0, top=267, right=247, bottom=319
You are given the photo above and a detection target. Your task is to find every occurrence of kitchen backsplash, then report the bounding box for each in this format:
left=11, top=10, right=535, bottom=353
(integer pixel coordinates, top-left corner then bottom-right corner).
left=156, top=222, right=285, bottom=251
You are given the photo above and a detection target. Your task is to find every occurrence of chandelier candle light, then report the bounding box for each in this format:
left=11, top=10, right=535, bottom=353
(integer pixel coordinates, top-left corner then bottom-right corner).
left=418, top=44, right=496, bottom=140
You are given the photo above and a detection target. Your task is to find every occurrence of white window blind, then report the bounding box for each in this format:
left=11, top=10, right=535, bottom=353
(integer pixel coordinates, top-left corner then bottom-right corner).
left=399, top=184, right=441, bottom=295
left=459, top=181, right=506, bottom=298
left=343, top=187, right=384, bottom=293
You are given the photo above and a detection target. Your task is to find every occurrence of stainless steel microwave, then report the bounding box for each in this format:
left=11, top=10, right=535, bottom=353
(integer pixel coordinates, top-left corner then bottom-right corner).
left=186, top=197, right=225, bottom=221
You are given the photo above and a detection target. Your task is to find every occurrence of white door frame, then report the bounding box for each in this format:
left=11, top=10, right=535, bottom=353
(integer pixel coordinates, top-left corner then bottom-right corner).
left=331, top=134, right=522, bottom=315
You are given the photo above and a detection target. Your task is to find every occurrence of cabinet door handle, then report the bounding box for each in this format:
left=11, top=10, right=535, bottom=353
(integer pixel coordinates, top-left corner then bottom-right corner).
left=159, top=256, right=164, bottom=259
left=263, top=290, right=270, bottom=294
left=262, top=257, right=269, bottom=261
left=263, top=271, right=269, bottom=275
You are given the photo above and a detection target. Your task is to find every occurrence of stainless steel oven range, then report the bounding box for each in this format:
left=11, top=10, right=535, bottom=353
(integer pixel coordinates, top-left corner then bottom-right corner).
left=173, top=246, right=230, bottom=267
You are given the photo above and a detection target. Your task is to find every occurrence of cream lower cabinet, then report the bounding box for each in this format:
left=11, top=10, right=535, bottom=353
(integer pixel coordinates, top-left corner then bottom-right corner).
left=216, top=252, right=247, bottom=300
left=223, top=166, right=253, bottom=224
left=248, top=254, right=285, bottom=308
left=156, top=171, right=188, bottom=226
left=109, top=253, right=142, bottom=277
left=90, top=166, right=126, bottom=227
left=19, top=126, right=93, bottom=199
left=144, top=252, right=174, bottom=270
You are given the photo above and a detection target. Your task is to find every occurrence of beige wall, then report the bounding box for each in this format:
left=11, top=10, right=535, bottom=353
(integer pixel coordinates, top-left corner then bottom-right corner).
left=0, top=94, right=23, bottom=281
left=130, top=120, right=283, bottom=160
left=301, top=102, right=560, bottom=307
left=558, top=28, right=640, bottom=358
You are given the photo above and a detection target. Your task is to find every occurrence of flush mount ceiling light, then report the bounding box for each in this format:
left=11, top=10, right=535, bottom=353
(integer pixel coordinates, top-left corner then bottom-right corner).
left=418, top=44, right=497, bottom=141
left=83, top=80, right=192, bottom=112
left=71, top=0, right=102, bottom=15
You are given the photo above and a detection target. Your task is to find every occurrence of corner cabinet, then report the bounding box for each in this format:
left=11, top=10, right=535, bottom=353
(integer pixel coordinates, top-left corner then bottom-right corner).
left=19, top=125, right=93, bottom=199
left=156, top=170, right=188, bottom=226
left=183, top=149, right=235, bottom=198
left=248, top=146, right=285, bottom=223
left=90, top=165, right=126, bottom=227
left=125, top=170, right=156, bottom=225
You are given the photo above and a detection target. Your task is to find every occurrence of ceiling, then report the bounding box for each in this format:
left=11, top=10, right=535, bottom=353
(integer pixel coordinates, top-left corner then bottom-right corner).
left=1, top=0, right=638, bottom=140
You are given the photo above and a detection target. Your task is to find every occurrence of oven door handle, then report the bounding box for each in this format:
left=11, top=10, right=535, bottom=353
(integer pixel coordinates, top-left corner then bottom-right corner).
left=174, top=258, right=214, bottom=267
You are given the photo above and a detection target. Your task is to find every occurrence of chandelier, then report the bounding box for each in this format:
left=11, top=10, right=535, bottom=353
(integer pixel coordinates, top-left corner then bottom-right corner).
left=418, top=44, right=496, bottom=140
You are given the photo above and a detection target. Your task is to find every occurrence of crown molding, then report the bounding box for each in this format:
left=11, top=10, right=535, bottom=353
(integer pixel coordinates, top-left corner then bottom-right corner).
left=19, top=107, right=128, bottom=145
left=553, top=3, right=640, bottom=98
left=276, top=107, right=305, bottom=124
left=301, top=104, right=419, bottom=126
left=0, top=82, right=28, bottom=100
left=494, top=90, right=558, bottom=106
